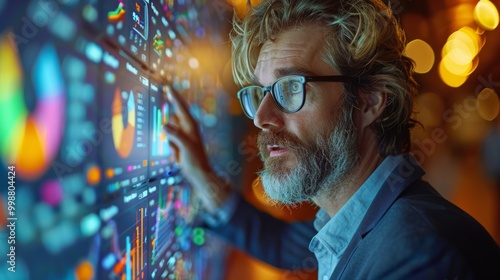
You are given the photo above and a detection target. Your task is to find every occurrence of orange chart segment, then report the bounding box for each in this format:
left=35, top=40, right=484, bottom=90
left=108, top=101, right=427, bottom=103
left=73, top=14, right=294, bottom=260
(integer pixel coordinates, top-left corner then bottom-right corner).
left=112, top=88, right=135, bottom=158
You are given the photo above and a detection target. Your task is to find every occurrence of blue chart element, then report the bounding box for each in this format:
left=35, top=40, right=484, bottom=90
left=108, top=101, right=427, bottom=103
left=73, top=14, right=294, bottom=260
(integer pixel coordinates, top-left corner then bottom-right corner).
left=35, top=44, right=66, bottom=99
left=126, top=235, right=132, bottom=280
left=151, top=103, right=170, bottom=157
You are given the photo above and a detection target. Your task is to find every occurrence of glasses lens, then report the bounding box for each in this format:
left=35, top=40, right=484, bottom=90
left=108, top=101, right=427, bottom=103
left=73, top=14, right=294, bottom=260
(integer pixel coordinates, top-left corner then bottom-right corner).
left=238, top=86, right=264, bottom=119
left=273, top=76, right=304, bottom=112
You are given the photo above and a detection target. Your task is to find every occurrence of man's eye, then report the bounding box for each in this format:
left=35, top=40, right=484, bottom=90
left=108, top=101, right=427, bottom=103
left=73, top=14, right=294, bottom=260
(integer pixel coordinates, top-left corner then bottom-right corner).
left=290, top=82, right=301, bottom=94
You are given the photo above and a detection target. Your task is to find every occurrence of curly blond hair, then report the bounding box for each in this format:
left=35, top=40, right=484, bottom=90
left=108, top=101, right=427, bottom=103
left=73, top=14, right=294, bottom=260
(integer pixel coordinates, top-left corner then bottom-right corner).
left=231, top=0, right=418, bottom=156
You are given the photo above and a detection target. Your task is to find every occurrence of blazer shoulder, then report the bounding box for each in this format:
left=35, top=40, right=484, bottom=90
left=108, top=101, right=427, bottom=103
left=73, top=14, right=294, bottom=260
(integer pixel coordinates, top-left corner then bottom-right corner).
left=364, top=180, right=500, bottom=278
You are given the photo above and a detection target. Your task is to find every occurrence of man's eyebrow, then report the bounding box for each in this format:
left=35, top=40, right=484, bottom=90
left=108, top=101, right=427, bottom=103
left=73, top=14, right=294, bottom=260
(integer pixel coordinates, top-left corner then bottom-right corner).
left=251, top=67, right=316, bottom=86
left=275, top=67, right=316, bottom=78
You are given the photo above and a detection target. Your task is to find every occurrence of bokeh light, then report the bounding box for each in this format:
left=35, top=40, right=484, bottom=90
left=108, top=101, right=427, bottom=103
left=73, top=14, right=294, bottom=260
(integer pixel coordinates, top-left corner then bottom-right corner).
left=474, top=0, right=499, bottom=31
left=75, top=261, right=94, bottom=280
left=40, top=180, right=63, bottom=206
left=405, top=39, right=435, bottom=73
left=441, top=54, right=473, bottom=76
left=442, top=27, right=481, bottom=66
left=476, top=88, right=500, bottom=121
left=439, top=60, right=468, bottom=87
left=86, top=165, right=101, bottom=185
left=439, top=26, right=484, bottom=87
left=230, top=0, right=262, bottom=18
left=188, top=57, right=199, bottom=69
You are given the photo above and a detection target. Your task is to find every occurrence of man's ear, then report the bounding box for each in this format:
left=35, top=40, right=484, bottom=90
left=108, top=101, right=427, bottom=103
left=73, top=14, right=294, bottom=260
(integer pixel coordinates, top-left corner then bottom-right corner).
left=358, top=90, right=386, bottom=130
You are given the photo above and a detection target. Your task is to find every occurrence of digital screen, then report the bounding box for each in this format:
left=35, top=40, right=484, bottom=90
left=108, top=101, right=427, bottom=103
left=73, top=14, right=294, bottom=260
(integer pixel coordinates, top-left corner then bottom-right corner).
left=0, top=15, right=103, bottom=278
left=0, top=0, right=231, bottom=279
left=149, top=82, right=176, bottom=178
left=99, top=47, right=149, bottom=201
left=103, top=0, right=150, bottom=64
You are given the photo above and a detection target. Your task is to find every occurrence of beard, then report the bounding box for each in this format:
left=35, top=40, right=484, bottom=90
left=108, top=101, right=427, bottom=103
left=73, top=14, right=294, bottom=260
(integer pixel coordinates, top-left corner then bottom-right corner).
left=257, top=104, right=359, bottom=204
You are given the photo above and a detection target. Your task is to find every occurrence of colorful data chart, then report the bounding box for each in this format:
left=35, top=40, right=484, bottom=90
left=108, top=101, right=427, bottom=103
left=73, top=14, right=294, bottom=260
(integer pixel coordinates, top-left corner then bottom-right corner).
left=101, top=206, right=148, bottom=279
left=150, top=185, right=175, bottom=265
left=108, top=1, right=126, bottom=23
left=0, top=32, right=65, bottom=180
left=112, top=88, right=136, bottom=158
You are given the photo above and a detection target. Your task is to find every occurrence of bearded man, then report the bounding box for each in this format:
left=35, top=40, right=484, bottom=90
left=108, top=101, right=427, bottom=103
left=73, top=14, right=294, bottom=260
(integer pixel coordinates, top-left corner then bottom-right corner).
left=165, top=0, right=500, bottom=278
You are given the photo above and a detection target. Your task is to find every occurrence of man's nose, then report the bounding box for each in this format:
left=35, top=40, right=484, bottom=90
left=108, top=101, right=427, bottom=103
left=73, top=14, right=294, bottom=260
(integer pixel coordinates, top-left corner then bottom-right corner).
left=253, top=92, right=284, bottom=131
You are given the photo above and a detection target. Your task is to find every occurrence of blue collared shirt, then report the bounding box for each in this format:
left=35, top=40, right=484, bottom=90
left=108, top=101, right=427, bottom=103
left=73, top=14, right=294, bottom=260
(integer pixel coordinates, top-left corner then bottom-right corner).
left=309, top=155, right=411, bottom=280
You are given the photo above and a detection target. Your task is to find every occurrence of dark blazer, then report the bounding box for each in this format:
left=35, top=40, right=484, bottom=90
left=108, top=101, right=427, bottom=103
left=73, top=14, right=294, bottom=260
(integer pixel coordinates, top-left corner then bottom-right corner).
left=208, top=164, right=500, bottom=279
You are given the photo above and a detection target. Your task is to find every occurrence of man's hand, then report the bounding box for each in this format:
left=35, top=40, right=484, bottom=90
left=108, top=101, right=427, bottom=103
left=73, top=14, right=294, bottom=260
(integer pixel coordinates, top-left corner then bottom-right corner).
left=163, top=87, right=231, bottom=213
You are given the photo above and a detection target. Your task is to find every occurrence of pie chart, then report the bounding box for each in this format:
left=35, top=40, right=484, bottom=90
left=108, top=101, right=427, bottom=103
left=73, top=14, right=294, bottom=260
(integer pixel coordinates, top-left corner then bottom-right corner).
left=112, top=88, right=135, bottom=158
left=0, top=32, right=65, bottom=180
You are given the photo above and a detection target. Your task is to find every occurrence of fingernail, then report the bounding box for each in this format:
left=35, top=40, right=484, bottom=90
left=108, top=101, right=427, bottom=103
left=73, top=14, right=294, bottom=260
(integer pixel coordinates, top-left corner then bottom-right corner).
left=166, top=87, right=173, bottom=100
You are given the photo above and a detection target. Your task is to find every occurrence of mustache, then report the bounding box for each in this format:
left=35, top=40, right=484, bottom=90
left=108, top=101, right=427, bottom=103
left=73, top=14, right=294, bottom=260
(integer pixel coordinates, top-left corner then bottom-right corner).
left=257, top=131, right=307, bottom=156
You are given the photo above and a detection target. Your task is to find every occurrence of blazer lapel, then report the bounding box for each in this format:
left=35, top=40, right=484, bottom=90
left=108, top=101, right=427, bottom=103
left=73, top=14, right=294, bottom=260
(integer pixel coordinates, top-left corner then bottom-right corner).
left=330, top=156, right=425, bottom=279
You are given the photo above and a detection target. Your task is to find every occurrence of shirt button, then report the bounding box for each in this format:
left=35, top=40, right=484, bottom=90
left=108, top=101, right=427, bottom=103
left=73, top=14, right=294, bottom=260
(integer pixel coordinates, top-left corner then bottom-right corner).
left=323, top=276, right=329, bottom=280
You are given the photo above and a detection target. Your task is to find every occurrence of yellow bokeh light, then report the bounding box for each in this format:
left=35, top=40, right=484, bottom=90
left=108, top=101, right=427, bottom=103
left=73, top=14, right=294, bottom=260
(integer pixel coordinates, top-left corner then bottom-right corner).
left=476, top=88, right=500, bottom=121
left=474, top=0, right=499, bottom=31
left=442, top=27, right=480, bottom=65
left=441, top=54, right=473, bottom=76
left=230, top=0, right=262, bottom=18
left=439, top=61, right=468, bottom=88
left=405, top=39, right=435, bottom=74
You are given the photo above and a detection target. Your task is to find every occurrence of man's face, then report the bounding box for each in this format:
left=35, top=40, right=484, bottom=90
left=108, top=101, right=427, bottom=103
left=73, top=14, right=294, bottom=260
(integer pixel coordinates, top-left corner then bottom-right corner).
left=253, top=24, right=359, bottom=204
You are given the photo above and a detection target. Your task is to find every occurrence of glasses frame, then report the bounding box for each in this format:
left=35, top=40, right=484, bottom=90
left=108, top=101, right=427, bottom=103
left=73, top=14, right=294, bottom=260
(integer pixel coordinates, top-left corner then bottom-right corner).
left=237, top=75, right=352, bottom=119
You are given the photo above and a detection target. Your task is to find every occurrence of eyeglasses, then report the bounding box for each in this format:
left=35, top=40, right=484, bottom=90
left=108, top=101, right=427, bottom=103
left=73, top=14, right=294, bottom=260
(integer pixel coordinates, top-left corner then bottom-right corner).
left=237, top=75, right=351, bottom=119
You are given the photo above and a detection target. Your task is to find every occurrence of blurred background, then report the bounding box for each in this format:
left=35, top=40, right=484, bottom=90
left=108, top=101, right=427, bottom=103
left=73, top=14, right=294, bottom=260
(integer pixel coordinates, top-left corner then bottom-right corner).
left=0, top=0, right=498, bottom=279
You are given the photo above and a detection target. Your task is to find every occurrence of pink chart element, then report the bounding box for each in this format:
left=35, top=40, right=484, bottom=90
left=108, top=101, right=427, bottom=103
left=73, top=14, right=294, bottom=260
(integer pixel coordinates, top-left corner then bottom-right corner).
left=33, top=43, right=66, bottom=161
